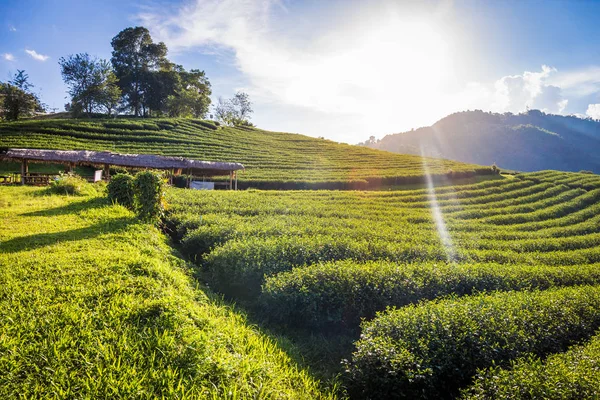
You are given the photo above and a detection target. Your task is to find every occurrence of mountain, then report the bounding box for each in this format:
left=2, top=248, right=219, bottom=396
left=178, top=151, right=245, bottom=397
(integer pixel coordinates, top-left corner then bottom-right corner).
left=0, top=117, right=493, bottom=189
left=363, top=110, right=600, bottom=173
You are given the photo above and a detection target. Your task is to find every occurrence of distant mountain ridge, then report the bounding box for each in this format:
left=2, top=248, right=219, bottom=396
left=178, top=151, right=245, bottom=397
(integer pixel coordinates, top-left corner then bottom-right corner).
left=363, top=110, right=600, bottom=173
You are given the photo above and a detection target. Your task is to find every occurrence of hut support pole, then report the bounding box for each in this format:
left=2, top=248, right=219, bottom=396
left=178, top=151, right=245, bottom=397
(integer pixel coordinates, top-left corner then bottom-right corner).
left=68, top=162, right=75, bottom=173
left=104, top=164, right=110, bottom=181
left=21, top=159, right=28, bottom=185
left=234, top=171, right=238, bottom=191
left=229, top=171, right=233, bottom=190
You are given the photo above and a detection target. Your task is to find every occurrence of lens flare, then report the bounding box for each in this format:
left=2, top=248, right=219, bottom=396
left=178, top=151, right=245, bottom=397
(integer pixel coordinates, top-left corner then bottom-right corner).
left=421, top=147, right=456, bottom=262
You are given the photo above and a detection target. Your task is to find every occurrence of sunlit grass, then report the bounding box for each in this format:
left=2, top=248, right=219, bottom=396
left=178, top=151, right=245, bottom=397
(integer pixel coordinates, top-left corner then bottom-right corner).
left=0, top=186, right=336, bottom=399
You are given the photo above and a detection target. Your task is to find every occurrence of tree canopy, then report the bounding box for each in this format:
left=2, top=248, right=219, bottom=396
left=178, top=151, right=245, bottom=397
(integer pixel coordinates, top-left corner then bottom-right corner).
left=59, top=53, right=121, bottom=116
left=0, top=70, right=45, bottom=121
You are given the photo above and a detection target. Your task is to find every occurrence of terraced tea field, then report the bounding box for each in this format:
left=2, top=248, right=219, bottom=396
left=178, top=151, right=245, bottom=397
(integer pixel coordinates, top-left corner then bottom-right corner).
left=0, top=118, right=492, bottom=188
left=165, top=170, right=600, bottom=399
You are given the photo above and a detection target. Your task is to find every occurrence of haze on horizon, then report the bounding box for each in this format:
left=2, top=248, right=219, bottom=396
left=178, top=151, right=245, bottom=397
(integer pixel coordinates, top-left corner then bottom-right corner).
left=2, top=0, right=600, bottom=143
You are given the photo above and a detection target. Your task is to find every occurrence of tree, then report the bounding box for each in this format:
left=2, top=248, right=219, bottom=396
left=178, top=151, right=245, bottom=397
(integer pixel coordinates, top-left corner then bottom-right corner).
left=214, top=91, right=253, bottom=126
left=0, top=70, right=45, bottom=121
left=111, top=27, right=168, bottom=116
left=59, top=54, right=121, bottom=116
left=165, top=68, right=212, bottom=118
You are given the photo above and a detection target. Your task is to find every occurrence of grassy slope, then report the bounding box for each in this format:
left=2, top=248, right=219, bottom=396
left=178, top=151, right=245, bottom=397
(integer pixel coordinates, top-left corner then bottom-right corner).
left=0, top=186, right=335, bottom=399
left=0, top=118, right=491, bottom=187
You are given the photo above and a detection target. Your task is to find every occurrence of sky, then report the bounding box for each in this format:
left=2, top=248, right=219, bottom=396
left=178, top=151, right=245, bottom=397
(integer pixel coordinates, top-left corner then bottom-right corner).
left=2, top=0, right=600, bottom=143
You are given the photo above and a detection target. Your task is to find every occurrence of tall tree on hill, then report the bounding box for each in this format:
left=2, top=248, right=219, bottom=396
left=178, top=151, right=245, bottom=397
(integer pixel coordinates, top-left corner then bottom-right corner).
left=166, top=68, right=212, bottom=118
left=111, top=27, right=168, bottom=117
left=59, top=53, right=121, bottom=116
left=0, top=70, right=45, bottom=121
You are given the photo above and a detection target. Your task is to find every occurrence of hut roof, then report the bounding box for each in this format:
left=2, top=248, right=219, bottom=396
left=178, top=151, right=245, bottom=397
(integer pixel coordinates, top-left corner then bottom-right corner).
left=0, top=148, right=244, bottom=175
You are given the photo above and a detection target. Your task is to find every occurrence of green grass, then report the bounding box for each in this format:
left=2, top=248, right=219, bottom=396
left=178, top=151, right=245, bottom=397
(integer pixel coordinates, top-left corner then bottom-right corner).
left=0, top=186, right=336, bottom=399
left=0, top=118, right=493, bottom=188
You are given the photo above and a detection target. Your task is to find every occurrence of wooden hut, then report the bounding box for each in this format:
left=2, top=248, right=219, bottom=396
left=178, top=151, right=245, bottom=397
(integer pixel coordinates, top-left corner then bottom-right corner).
left=0, top=148, right=244, bottom=189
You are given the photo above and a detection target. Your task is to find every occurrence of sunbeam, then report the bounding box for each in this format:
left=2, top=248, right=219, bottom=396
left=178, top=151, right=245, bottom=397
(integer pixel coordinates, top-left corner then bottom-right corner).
left=421, top=146, right=457, bottom=262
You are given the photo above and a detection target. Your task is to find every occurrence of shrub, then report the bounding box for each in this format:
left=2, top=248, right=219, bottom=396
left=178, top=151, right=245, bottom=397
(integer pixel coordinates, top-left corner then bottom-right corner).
left=463, top=334, right=600, bottom=399
left=107, top=173, right=135, bottom=209
left=172, top=175, right=189, bottom=188
left=133, top=171, right=166, bottom=223
left=109, top=166, right=129, bottom=176
left=260, top=261, right=600, bottom=332
left=204, top=235, right=447, bottom=301
left=344, top=286, right=600, bottom=399
left=47, top=173, right=96, bottom=196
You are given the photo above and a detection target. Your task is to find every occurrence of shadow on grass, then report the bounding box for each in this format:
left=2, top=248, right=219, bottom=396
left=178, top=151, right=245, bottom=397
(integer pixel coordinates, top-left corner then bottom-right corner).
left=21, top=196, right=109, bottom=217
left=0, top=216, right=136, bottom=254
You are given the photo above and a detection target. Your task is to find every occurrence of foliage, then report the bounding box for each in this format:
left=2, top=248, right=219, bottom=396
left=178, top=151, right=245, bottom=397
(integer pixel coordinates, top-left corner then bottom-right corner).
left=0, top=186, right=334, bottom=398
left=133, top=170, right=165, bottom=222
left=261, top=260, right=600, bottom=332
left=214, top=91, right=253, bottom=126
left=111, top=26, right=168, bottom=117
left=0, top=117, right=492, bottom=187
left=59, top=53, right=121, bottom=117
left=107, top=173, right=135, bottom=208
left=463, top=334, right=600, bottom=399
left=344, top=286, right=600, bottom=399
left=109, top=26, right=211, bottom=118
left=47, top=173, right=97, bottom=196
left=165, top=68, right=212, bottom=118
left=0, top=70, right=45, bottom=120
left=159, top=171, right=600, bottom=393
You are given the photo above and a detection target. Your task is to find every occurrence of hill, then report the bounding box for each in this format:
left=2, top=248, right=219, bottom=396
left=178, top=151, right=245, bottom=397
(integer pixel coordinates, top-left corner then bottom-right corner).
left=164, top=170, right=600, bottom=398
left=364, top=109, right=600, bottom=173
left=0, top=118, right=493, bottom=189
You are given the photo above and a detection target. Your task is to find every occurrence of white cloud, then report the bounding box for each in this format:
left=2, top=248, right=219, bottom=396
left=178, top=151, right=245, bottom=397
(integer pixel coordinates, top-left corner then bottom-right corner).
left=586, top=104, right=600, bottom=120
left=137, top=1, right=597, bottom=141
left=491, top=65, right=568, bottom=114
left=549, top=66, right=600, bottom=97
left=9, top=25, right=16, bottom=32
left=25, top=49, right=49, bottom=62
left=138, top=0, right=460, bottom=137
left=2, top=53, right=15, bottom=61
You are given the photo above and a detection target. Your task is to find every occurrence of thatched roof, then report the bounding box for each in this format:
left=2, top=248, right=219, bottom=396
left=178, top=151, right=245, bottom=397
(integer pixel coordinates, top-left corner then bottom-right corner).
left=0, top=148, right=244, bottom=174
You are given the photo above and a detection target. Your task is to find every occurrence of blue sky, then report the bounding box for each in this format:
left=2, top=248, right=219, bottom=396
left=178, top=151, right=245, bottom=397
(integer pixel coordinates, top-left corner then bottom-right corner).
left=2, top=0, right=600, bottom=143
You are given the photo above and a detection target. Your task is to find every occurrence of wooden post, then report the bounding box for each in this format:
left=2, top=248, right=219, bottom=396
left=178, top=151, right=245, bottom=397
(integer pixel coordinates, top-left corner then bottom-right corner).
left=229, top=171, right=233, bottom=190
left=234, top=171, right=238, bottom=191
left=21, top=159, right=28, bottom=185
left=104, top=164, right=110, bottom=181
left=68, top=162, right=75, bottom=173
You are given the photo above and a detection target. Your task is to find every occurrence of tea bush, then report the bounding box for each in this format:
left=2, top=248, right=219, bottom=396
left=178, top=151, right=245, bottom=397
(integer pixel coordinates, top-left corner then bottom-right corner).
left=261, top=260, right=600, bottom=331
left=344, top=286, right=600, bottom=399
left=107, top=173, right=135, bottom=209
left=463, top=334, right=600, bottom=399
left=134, top=171, right=165, bottom=222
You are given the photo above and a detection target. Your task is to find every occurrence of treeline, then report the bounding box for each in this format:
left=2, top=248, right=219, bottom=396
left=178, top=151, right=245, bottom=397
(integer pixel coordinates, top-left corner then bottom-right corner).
left=1, top=26, right=253, bottom=125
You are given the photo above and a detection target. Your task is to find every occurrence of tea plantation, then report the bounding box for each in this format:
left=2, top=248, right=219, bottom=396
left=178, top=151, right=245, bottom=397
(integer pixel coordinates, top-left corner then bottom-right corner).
left=0, top=118, right=492, bottom=188
left=163, top=170, right=600, bottom=399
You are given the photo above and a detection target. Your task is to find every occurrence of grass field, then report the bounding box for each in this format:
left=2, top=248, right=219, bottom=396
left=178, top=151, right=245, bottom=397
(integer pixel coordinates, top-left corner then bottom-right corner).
left=0, top=118, right=494, bottom=188
left=0, top=186, right=335, bottom=399
left=163, top=169, right=600, bottom=399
